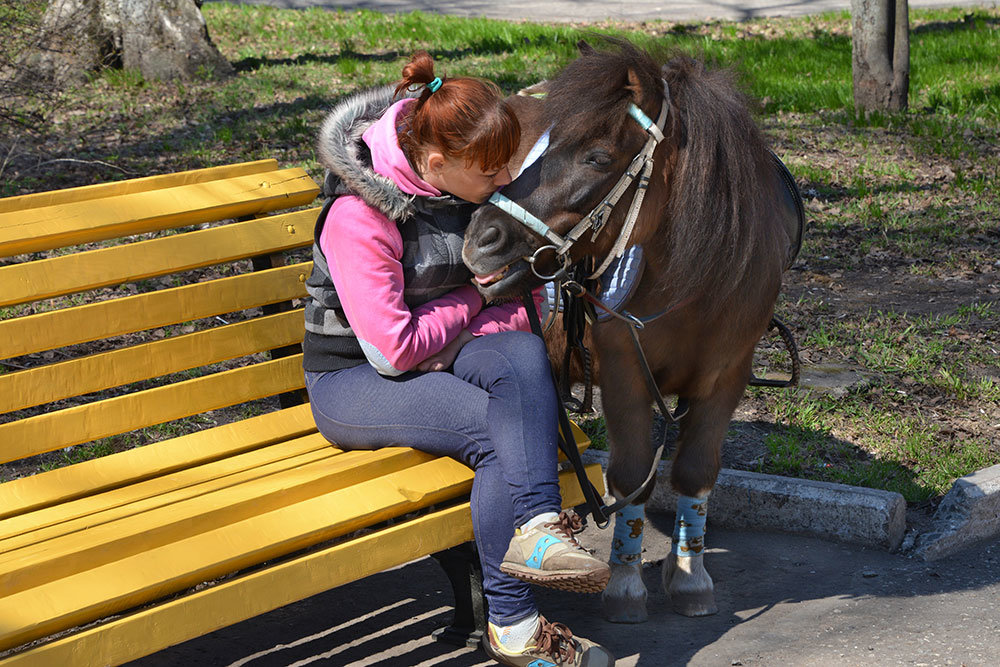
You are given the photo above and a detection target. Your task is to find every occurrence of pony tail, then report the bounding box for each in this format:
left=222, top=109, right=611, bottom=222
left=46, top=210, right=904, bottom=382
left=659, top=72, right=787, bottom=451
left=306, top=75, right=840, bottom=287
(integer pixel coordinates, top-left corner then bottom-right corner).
left=394, top=50, right=440, bottom=98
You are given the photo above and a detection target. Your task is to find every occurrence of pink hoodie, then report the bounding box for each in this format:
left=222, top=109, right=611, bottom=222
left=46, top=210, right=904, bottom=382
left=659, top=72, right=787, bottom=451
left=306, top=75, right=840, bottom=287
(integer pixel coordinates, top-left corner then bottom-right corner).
left=320, top=99, right=540, bottom=375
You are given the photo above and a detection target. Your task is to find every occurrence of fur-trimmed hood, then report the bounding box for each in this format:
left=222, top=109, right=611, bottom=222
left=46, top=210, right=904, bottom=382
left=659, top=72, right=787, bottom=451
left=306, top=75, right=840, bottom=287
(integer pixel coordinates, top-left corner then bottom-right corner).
left=316, top=86, right=422, bottom=221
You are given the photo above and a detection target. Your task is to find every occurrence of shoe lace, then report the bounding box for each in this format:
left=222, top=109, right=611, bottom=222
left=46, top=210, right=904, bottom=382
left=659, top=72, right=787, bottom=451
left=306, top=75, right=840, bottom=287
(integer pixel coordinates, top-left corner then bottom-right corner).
left=535, top=616, right=578, bottom=664
left=546, top=510, right=586, bottom=549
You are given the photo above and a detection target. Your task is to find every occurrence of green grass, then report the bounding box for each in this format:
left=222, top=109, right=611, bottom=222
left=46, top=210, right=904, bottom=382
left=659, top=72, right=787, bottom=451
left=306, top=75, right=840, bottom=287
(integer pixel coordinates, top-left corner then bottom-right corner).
left=748, top=386, right=996, bottom=501
left=578, top=415, right=609, bottom=451
left=39, top=441, right=117, bottom=472
left=197, top=5, right=999, bottom=120
left=9, top=5, right=997, bottom=187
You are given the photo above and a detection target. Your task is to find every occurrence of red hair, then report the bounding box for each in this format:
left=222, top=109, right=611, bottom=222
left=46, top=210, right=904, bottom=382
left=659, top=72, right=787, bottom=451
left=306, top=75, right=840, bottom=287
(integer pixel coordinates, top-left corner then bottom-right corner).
left=394, top=51, right=520, bottom=172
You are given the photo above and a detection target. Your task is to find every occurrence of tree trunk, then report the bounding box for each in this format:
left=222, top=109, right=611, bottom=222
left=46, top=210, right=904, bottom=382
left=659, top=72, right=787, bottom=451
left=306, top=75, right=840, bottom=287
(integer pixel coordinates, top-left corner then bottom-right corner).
left=851, top=0, right=910, bottom=115
left=33, top=0, right=232, bottom=86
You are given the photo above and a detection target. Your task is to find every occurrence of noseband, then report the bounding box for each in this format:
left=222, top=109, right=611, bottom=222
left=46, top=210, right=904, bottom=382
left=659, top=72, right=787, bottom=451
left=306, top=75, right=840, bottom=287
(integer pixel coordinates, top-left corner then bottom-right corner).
left=488, top=80, right=671, bottom=283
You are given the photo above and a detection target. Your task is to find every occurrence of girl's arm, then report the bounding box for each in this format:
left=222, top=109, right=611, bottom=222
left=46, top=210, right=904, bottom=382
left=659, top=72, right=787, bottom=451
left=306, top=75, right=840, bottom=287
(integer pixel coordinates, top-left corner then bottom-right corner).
left=322, top=196, right=483, bottom=375
left=466, top=286, right=545, bottom=336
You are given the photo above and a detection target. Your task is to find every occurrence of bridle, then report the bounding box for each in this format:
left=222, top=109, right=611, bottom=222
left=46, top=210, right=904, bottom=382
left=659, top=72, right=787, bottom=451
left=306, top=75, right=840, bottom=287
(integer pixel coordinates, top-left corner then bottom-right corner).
left=488, top=80, right=671, bottom=285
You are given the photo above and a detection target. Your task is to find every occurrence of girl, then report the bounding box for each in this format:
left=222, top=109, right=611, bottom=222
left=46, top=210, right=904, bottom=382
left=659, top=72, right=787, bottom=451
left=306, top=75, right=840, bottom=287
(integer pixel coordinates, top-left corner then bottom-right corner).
left=303, top=51, right=614, bottom=667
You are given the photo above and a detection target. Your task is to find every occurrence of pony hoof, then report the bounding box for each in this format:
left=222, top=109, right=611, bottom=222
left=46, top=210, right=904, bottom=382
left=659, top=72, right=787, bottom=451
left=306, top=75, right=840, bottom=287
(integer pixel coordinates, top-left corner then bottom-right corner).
left=663, top=553, right=717, bottom=617
left=670, top=591, right=718, bottom=617
left=602, top=562, right=648, bottom=624
left=602, top=594, right=649, bottom=623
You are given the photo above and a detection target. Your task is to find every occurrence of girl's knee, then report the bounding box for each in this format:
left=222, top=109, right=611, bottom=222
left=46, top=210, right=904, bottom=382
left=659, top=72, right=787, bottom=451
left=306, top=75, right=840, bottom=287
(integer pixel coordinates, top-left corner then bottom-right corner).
left=455, top=331, right=555, bottom=396
left=491, top=330, right=550, bottom=369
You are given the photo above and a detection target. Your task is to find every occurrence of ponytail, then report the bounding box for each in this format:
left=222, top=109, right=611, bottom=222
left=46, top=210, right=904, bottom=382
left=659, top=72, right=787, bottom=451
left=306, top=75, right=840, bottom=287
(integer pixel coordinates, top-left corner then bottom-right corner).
left=395, top=51, right=520, bottom=172
left=394, top=50, right=440, bottom=99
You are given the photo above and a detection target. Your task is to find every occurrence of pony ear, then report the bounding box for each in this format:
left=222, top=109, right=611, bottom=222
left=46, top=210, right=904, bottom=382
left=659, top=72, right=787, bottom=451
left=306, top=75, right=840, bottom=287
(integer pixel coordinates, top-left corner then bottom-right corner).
left=626, top=67, right=644, bottom=103
left=577, top=40, right=595, bottom=54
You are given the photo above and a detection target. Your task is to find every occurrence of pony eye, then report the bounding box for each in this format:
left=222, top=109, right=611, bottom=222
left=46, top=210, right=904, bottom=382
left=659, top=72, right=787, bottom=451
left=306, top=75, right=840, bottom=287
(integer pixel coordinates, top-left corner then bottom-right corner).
left=585, top=152, right=613, bottom=168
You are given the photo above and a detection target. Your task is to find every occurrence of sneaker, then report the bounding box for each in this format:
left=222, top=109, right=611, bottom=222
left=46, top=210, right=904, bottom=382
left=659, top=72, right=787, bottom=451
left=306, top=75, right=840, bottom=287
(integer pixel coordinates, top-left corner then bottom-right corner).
left=500, top=510, right=610, bottom=593
left=485, top=615, right=615, bottom=667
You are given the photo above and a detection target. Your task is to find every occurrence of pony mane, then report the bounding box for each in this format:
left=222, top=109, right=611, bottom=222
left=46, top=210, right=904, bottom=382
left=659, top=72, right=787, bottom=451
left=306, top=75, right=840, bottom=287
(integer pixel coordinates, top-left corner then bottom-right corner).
left=659, top=54, right=784, bottom=316
left=545, top=38, right=662, bottom=144
left=546, top=41, right=786, bottom=318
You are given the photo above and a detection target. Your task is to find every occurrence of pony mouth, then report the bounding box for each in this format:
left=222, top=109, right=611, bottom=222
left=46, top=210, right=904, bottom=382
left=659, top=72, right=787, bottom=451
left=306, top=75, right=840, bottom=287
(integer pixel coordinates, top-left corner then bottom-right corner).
left=473, top=265, right=511, bottom=286
left=472, top=261, right=532, bottom=297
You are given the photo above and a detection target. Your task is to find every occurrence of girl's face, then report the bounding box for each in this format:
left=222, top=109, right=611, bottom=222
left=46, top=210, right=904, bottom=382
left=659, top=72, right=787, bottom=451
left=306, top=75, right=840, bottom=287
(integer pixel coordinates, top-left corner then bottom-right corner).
left=423, top=153, right=512, bottom=204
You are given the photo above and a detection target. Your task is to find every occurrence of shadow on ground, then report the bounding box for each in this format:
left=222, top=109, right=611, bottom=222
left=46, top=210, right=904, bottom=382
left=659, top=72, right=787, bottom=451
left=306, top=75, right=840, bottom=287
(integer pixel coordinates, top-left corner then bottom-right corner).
left=128, top=514, right=1000, bottom=667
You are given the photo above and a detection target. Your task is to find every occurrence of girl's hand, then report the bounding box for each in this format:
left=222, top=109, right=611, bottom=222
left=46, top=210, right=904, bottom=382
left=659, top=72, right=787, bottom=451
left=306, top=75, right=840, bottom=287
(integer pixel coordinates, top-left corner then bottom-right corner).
left=416, top=329, right=475, bottom=372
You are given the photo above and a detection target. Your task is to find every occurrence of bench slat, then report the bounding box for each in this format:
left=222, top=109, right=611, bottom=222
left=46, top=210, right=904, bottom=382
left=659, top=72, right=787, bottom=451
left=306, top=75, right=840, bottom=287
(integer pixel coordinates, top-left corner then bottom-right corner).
left=0, top=447, right=441, bottom=597
left=0, top=168, right=319, bottom=257
left=0, top=456, right=477, bottom=652
left=0, top=506, right=471, bottom=667
left=0, top=310, right=304, bottom=414
left=0, top=208, right=316, bottom=308
left=0, top=160, right=280, bottom=215
left=0, top=354, right=305, bottom=462
left=0, top=443, right=339, bottom=573
left=0, top=262, right=310, bottom=360
left=0, top=403, right=317, bottom=518
left=0, top=433, right=333, bottom=545
left=0, top=465, right=602, bottom=666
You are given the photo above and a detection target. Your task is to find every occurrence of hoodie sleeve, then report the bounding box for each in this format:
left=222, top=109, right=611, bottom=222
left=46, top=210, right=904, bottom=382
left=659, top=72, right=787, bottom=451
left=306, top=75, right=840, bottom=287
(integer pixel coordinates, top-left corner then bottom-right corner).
left=321, top=196, right=484, bottom=375
left=466, top=286, right=545, bottom=336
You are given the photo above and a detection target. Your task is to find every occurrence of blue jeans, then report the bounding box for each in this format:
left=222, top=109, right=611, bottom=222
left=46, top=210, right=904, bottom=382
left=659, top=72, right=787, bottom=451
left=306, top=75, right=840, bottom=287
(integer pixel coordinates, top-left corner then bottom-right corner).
left=305, top=330, right=562, bottom=624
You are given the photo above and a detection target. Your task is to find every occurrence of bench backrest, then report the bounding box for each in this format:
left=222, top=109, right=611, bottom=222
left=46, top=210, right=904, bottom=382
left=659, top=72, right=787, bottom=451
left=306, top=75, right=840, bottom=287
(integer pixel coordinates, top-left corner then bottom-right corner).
left=0, top=160, right=320, bottom=469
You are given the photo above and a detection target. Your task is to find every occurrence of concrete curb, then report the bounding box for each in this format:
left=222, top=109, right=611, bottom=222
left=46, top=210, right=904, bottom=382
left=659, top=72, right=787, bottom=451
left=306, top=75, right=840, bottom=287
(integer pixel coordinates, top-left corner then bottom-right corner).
left=581, top=450, right=907, bottom=551
left=913, top=463, right=1000, bottom=561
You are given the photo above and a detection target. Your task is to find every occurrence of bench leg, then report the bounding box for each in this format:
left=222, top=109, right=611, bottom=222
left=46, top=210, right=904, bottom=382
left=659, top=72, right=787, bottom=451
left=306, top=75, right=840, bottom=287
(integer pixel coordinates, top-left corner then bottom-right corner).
left=430, top=541, right=488, bottom=648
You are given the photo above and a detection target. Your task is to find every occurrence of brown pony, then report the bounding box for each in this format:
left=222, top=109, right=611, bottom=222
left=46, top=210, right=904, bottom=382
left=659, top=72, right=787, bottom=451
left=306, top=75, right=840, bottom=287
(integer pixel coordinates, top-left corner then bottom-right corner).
left=463, top=40, right=800, bottom=623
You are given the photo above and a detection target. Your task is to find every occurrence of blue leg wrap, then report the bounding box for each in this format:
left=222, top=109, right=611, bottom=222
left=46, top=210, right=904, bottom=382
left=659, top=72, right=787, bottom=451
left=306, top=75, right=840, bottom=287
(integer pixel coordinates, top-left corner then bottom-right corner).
left=672, top=495, right=708, bottom=557
left=610, top=503, right=645, bottom=565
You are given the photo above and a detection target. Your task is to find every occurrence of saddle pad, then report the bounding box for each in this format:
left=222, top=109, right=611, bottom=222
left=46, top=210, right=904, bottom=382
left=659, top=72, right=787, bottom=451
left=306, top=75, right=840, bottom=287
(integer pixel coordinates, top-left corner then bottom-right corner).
left=770, top=151, right=805, bottom=269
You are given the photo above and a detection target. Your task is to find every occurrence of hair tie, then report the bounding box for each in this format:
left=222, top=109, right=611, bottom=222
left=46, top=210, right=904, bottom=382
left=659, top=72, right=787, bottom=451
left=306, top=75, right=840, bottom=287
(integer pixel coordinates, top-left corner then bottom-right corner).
left=427, top=77, right=442, bottom=93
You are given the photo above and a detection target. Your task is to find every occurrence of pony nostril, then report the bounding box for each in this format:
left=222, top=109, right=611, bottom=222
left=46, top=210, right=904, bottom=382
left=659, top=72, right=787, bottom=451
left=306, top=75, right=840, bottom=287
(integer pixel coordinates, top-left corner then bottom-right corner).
left=479, top=224, right=505, bottom=252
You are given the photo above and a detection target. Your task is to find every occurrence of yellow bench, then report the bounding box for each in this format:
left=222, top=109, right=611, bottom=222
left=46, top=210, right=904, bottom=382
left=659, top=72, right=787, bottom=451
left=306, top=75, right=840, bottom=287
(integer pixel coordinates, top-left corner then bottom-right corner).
left=0, top=160, right=603, bottom=666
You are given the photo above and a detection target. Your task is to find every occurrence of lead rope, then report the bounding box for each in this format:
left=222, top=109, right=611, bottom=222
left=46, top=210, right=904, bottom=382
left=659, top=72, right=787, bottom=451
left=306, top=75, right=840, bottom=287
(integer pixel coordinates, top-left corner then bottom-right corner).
left=559, top=262, right=596, bottom=413
left=523, top=291, right=609, bottom=527
left=522, top=291, right=678, bottom=528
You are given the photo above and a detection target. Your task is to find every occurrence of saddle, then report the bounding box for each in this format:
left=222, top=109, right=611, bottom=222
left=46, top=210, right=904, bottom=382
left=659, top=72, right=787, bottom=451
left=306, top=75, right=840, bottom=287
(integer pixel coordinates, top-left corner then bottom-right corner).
left=771, top=151, right=805, bottom=270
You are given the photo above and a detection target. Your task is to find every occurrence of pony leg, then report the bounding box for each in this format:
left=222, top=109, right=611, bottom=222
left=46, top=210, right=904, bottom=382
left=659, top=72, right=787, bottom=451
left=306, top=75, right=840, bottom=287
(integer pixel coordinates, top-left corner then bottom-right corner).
left=603, top=503, right=648, bottom=623
left=595, top=338, right=656, bottom=624
left=664, top=494, right=716, bottom=616
left=663, top=375, right=746, bottom=617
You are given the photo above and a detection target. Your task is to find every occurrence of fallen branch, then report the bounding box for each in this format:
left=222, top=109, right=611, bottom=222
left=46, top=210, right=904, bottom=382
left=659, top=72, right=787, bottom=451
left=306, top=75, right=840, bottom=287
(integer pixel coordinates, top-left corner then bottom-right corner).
left=1, top=360, right=30, bottom=371
left=25, top=158, right=134, bottom=174
left=0, top=137, right=19, bottom=182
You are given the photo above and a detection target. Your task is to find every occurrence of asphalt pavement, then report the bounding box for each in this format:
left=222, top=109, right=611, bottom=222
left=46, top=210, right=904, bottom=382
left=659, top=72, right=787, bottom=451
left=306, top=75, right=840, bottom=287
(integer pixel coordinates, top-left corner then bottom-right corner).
left=130, top=512, right=1000, bottom=666
left=207, top=0, right=996, bottom=23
